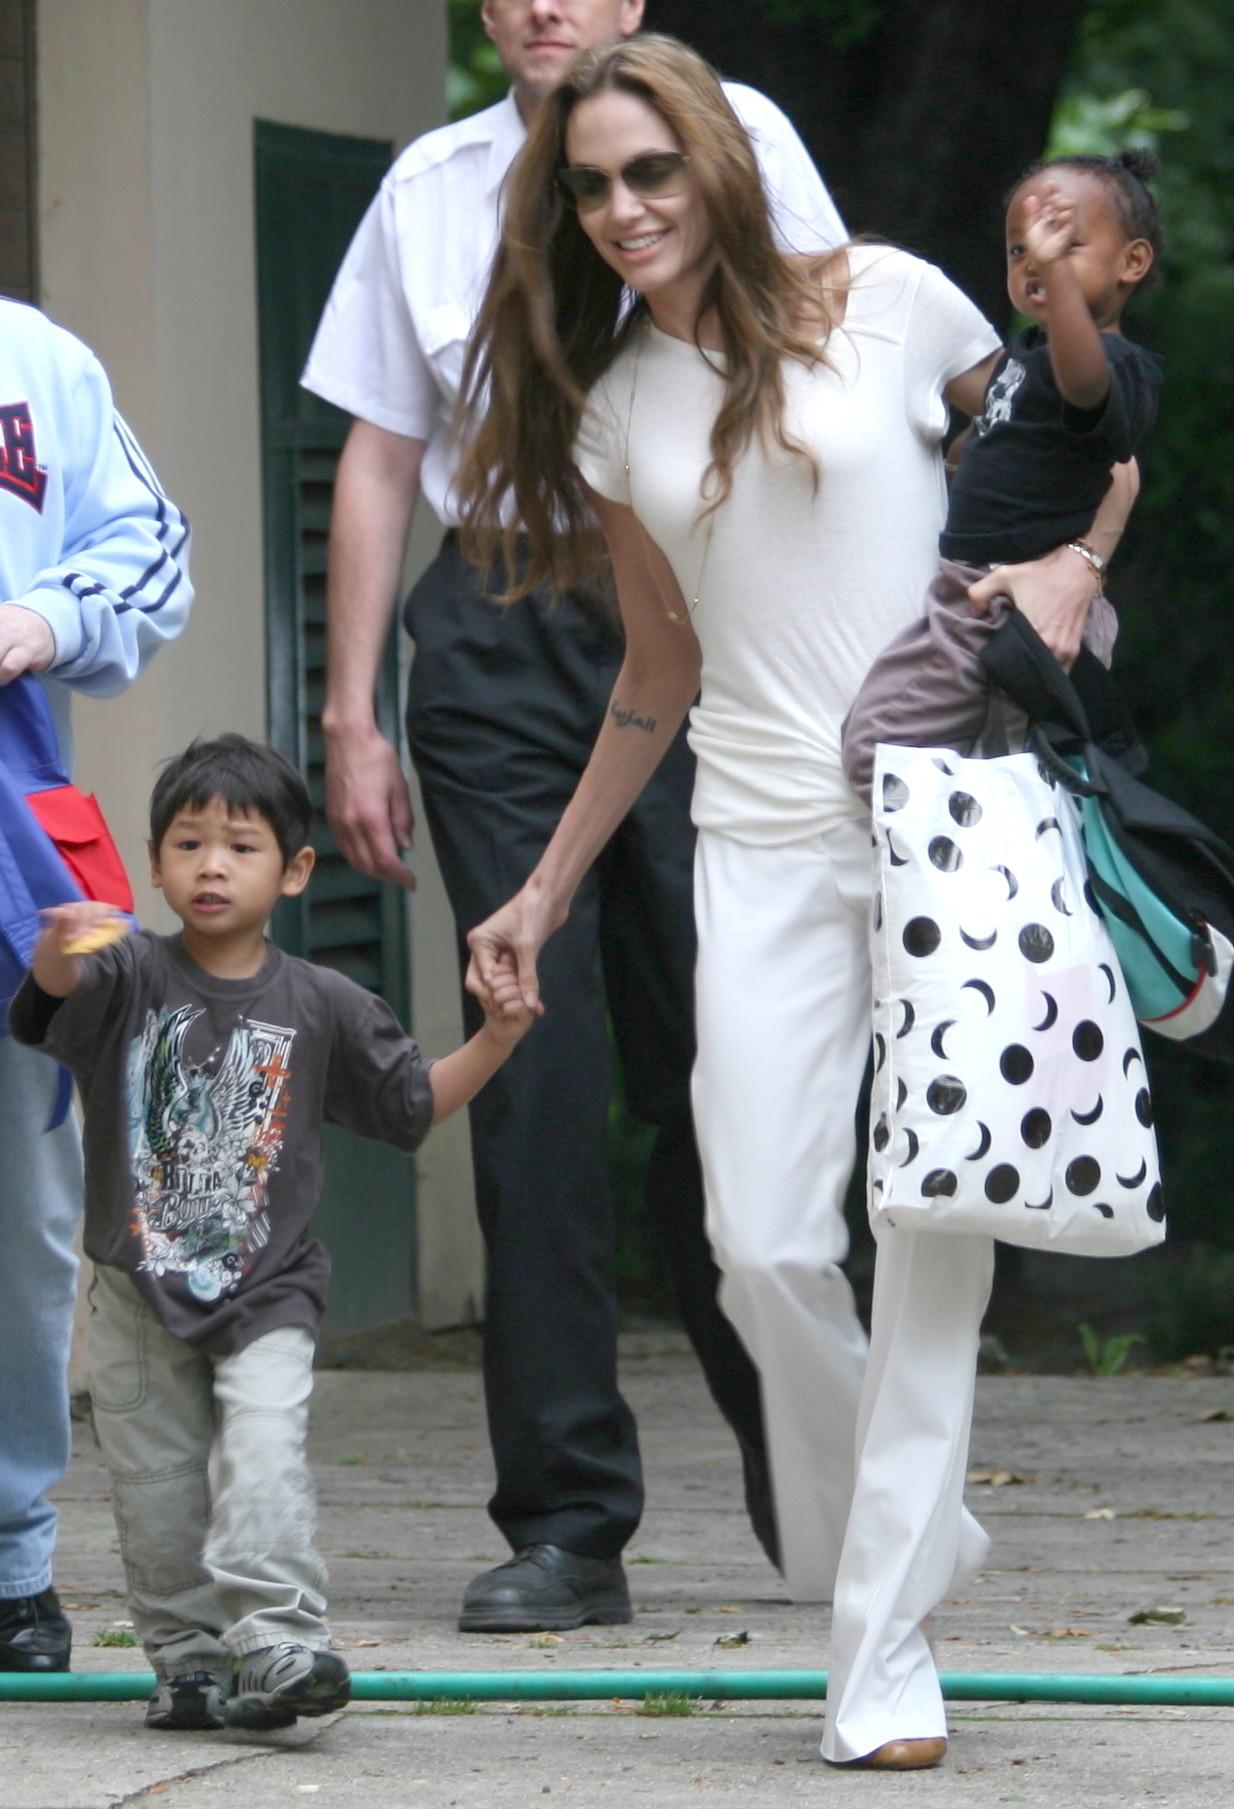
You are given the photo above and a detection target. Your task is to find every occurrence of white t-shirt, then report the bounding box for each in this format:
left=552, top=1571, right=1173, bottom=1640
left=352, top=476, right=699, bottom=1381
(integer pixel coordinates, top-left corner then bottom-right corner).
left=574, top=248, right=1001, bottom=845
left=301, top=88, right=846, bottom=526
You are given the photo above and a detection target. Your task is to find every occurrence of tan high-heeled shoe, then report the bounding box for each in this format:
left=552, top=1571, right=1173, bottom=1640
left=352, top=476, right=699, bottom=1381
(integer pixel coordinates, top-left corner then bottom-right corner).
left=833, top=1737, right=948, bottom=1771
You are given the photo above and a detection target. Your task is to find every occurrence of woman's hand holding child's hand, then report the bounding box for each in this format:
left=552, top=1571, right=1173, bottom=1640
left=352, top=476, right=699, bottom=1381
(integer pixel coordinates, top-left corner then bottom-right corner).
left=481, top=950, right=537, bottom=1050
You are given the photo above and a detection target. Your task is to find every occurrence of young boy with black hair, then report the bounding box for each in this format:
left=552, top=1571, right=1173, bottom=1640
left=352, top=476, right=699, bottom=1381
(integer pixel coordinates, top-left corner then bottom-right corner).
left=8, top=734, right=533, bottom=1732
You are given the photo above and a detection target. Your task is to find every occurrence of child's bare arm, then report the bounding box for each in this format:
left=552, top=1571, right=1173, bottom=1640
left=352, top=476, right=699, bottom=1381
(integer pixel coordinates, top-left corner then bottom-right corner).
left=1022, top=185, right=1110, bottom=410
left=31, top=903, right=128, bottom=998
left=428, top=954, right=535, bottom=1126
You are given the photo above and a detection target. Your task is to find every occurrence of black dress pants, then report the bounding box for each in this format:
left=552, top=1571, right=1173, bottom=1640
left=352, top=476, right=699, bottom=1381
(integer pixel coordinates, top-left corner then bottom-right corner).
left=405, top=538, right=768, bottom=1557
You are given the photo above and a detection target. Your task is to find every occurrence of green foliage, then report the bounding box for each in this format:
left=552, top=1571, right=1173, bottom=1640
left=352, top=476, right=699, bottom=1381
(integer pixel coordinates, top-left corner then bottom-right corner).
left=414, top=1697, right=478, bottom=1715
left=448, top=0, right=507, bottom=120
left=1143, top=1245, right=1234, bottom=1359
left=1051, top=0, right=1234, bottom=1276
left=93, top=1628, right=139, bottom=1648
left=1078, top=1323, right=1147, bottom=1376
left=1048, top=88, right=1188, bottom=160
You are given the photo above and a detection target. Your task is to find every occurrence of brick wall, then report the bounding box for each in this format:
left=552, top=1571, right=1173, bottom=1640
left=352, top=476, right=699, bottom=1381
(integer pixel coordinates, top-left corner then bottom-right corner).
left=0, top=0, right=35, bottom=301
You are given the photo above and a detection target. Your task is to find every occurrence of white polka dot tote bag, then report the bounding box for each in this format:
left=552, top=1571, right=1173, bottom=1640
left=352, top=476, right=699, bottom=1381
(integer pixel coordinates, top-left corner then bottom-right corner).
left=869, top=743, right=1164, bottom=1256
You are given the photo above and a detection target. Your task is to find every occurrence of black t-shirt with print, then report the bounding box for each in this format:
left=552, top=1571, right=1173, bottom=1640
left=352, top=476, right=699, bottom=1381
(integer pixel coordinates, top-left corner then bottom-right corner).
left=9, top=931, right=434, bottom=1355
left=940, top=327, right=1162, bottom=564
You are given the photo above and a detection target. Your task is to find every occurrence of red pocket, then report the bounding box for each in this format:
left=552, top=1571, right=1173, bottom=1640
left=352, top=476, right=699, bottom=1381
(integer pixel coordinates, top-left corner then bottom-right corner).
left=25, top=785, right=134, bottom=911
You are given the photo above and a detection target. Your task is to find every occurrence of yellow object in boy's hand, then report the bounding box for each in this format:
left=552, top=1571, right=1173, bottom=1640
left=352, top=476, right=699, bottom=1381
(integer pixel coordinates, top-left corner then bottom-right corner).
left=62, top=917, right=127, bottom=957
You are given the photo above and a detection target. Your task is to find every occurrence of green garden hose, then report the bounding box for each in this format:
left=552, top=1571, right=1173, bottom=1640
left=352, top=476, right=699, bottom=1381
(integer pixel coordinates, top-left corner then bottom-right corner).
left=1, top=1669, right=1232, bottom=1706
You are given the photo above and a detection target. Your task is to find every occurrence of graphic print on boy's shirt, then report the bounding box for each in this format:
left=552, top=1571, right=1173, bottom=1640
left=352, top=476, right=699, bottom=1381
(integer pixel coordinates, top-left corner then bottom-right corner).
left=973, top=358, right=1026, bottom=435
left=126, top=1005, right=295, bottom=1304
left=9, top=929, right=436, bottom=1355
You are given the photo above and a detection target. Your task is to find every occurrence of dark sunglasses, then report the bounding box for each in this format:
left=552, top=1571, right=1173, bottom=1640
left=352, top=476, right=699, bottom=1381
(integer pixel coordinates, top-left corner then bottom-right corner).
left=556, top=150, right=691, bottom=214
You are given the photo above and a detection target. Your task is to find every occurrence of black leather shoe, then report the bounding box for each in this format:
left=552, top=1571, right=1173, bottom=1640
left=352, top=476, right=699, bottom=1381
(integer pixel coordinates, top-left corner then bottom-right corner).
left=0, top=1587, right=72, bottom=1672
left=459, top=1543, right=632, bottom=1633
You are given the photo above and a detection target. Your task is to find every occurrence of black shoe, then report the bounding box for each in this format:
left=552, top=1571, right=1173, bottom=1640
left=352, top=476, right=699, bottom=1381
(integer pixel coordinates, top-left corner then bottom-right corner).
left=0, top=1587, right=72, bottom=1672
left=225, top=1644, right=351, bottom=1730
left=146, top=1669, right=229, bottom=1731
left=459, top=1543, right=632, bottom=1633
left=740, top=1442, right=782, bottom=1573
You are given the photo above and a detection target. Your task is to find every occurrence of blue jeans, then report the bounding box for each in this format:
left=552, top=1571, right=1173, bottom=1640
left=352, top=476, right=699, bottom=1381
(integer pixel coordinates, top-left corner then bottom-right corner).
left=0, top=1035, right=82, bottom=1598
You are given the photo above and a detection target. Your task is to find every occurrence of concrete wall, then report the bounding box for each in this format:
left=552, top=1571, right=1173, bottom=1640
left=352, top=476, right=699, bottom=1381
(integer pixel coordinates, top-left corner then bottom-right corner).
left=37, top=0, right=484, bottom=1328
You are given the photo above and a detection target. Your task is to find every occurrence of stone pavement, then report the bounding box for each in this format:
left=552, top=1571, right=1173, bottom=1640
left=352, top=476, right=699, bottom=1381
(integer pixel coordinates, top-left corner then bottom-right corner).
left=4, top=1333, right=1233, bottom=1807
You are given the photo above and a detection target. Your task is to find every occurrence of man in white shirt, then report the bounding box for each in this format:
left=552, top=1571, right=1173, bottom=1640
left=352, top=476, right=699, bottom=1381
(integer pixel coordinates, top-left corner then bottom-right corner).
left=302, top=0, right=845, bottom=1634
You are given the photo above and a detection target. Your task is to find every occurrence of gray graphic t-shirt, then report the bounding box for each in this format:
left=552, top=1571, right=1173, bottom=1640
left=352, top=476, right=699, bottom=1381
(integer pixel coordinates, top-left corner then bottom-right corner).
left=10, top=932, right=433, bottom=1354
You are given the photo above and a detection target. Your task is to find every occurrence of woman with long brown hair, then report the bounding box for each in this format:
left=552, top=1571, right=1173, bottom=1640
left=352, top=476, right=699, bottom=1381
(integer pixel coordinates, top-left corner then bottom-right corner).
left=456, top=33, right=1123, bottom=1769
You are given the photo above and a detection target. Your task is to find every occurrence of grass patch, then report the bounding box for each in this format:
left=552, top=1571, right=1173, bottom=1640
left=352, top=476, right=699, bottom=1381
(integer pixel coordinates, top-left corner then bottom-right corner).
left=93, top=1628, right=139, bottom=1648
left=638, top=1691, right=698, bottom=1717
left=413, top=1698, right=478, bottom=1716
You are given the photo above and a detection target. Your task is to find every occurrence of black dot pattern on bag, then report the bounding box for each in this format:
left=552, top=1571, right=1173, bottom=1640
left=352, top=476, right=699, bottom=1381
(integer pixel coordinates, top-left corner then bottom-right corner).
left=1018, top=923, right=1054, bottom=964
left=929, top=836, right=963, bottom=872
left=1021, top=1108, right=1052, bottom=1148
left=883, top=773, right=910, bottom=812
left=903, top=917, right=941, bottom=957
left=871, top=751, right=1160, bottom=1241
left=985, top=1164, right=1020, bottom=1203
left=927, top=1075, right=967, bottom=1116
left=1066, top=1156, right=1101, bottom=1195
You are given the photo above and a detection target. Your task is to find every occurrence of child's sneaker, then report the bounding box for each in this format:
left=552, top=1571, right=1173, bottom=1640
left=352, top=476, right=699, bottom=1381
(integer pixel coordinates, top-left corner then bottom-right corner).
left=145, top=1669, right=230, bottom=1730
left=226, top=1643, right=350, bottom=1729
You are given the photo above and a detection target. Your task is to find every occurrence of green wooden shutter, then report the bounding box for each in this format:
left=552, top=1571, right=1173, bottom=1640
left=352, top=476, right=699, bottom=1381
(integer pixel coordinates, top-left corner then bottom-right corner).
left=254, top=120, right=408, bottom=1006
left=254, top=119, right=414, bottom=1331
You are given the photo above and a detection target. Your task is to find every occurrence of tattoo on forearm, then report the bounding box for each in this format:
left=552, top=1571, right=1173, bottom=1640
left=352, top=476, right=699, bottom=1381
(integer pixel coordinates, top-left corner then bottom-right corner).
left=609, top=701, right=657, bottom=734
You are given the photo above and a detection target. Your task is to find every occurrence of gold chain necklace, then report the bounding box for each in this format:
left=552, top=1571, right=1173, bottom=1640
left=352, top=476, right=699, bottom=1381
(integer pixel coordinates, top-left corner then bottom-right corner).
left=623, top=324, right=715, bottom=625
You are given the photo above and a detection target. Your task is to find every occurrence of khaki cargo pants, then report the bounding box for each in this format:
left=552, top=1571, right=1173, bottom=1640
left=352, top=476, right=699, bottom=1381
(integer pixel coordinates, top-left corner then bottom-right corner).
left=87, top=1265, right=329, bottom=1679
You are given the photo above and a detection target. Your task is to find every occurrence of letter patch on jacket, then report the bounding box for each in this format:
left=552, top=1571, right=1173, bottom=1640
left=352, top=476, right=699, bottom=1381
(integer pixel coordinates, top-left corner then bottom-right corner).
left=0, top=402, right=48, bottom=512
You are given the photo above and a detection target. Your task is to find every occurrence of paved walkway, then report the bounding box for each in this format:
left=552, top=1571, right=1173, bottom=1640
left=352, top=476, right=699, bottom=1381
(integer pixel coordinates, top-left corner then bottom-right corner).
left=4, top=1334, right=1233, bottom=1806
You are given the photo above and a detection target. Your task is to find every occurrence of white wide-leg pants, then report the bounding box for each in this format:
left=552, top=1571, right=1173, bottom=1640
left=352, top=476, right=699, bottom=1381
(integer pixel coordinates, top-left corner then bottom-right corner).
left=691, top=819, right=994, bottom=1759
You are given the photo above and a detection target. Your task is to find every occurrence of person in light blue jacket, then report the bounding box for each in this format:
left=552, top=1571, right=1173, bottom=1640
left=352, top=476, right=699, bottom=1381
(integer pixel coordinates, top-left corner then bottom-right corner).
left=0, top=297, right=193, bottom=1672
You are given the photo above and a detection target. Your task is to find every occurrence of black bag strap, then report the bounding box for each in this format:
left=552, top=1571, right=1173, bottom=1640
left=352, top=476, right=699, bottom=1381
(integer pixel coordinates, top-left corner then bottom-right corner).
left=979, top=608, right=1149, bottom=773
left=978, top=608, right=1093, bottom=736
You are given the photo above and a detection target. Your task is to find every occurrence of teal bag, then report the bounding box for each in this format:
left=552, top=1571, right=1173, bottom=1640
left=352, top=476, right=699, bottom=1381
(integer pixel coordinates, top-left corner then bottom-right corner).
left=1074, top=769, right=1218, bottom=1023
